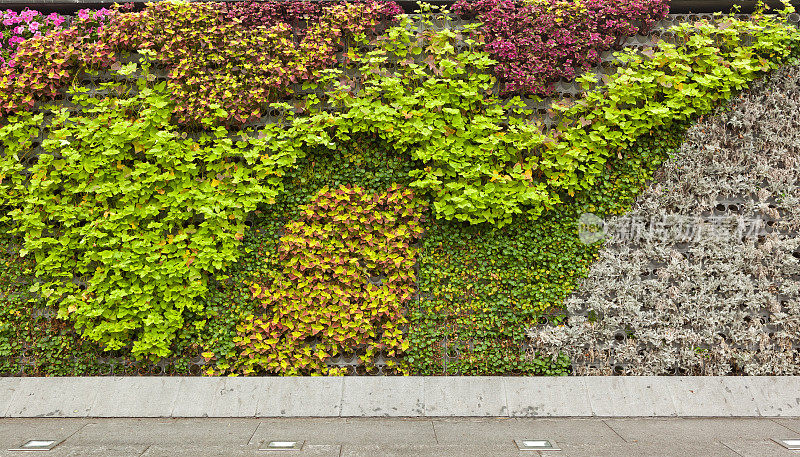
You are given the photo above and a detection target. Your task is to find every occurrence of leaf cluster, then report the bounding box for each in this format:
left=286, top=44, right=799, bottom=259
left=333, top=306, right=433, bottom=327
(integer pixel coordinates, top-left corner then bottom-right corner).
left=0, top=70, right=284, bottom=358
left=233, top=184, right=426, bottom=375
left=452, top=0, right=669, bottom=95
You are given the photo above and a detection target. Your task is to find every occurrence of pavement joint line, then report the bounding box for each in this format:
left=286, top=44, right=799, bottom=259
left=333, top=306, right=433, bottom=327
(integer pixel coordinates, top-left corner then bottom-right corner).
left=42, top=420, right=91, bottom=452
left=338, top=377, right=345, bottom=417
left=718, top=439, right=745, bottom=457
left=85, top=382, right=101, bottom=418
left=247, top=421, right=263, bottom=446
left=167, top=379, right=178, bottom=417
left=1, top=383, right=11, bottom=417
left=243, top=420, right=260, bottom=447
left=421, top=376, right=426, bottom=418
left=601, top=419, right=629, bottom=444
left=662, top=378, right=680, bottom=417
left=770, top=417, right=800, bottom=435
left=502, top=379, right=510, bottom=419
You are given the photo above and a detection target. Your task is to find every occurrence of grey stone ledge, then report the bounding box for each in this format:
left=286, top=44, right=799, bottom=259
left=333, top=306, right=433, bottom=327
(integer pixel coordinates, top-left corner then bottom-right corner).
left=1, top=376, right=799, bottom=418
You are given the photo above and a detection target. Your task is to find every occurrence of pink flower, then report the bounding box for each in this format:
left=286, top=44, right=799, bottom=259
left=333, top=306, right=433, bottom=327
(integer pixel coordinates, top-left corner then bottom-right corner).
left=77, top=9, right=90, bottom=20
left=29, top=21, right=39, bottom=32
left=19, top=9, right=37, bottom=22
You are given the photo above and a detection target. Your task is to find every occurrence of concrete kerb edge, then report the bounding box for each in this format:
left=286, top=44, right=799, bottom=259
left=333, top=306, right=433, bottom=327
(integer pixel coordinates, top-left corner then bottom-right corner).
left=1, top=376, right=799, bottom=418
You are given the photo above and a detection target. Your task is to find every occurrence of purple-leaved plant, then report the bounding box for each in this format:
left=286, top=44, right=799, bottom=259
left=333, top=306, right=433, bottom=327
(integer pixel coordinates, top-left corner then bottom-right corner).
left=453, top=0, right=669, bottom=95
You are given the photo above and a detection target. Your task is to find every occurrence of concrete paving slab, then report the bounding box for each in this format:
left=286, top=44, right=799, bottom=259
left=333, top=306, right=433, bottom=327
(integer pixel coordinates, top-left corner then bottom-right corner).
left=584, top=377, right=677, bottom=416
left=0, top=379, right=20, bottom=417
left=0, top=418, right=90, bottom=450
left=141, top=444, right=341, bottom=457
left=338, top=443, right=737, bottom=457
left=341, top=377, right=424, bottom=417
left=338, top=444, right=523, bottom=457
left=63, top=418, right=259, bottom=446
left=505, top=377, right=591, bottom=417
left=539, top=441, right=739, bottom=457
left=254, top=378, right=342, bottom=417
left=604, top=418, right=795, bottom=443
left=5, top=378, right=101, bottom=417
left=1, top=417, right=794, bottom=457
left=423, top=377, right=507, bottom=416
left=432, top=417, right=625, bottom=446
left=1, top=445, right=150, bottom=457
left=249, top=418, right=437, bottom=446
left=89, top=377, right=181, bottom=418
left=172, top=378, right=262, bottom=417
left=719, top=439, right=800, bottom=457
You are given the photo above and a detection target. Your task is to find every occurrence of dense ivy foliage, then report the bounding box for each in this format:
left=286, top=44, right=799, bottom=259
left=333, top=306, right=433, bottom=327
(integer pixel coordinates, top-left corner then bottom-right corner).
left=274, top=6, right=800, bottom=226
left=0, top=229, right=89, bottom=375
left=406, top=130, right=684, bottom=375
left=550, top=8, right=800, bottom=197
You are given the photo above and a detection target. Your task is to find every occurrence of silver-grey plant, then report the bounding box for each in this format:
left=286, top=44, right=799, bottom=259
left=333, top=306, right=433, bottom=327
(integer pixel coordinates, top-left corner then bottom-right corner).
left=528, top=65, right=800, bottom=375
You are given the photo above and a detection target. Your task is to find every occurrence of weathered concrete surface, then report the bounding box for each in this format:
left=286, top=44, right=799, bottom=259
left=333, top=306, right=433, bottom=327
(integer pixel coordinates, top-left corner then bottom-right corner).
left=2, top=376, right=800, bottom=418
left=2, top=418, right=800, bottom=456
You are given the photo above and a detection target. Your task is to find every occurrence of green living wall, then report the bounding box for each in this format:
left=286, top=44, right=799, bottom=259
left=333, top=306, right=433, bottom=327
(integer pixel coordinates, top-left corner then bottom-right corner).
left=0, top=0, right=799, bottom=375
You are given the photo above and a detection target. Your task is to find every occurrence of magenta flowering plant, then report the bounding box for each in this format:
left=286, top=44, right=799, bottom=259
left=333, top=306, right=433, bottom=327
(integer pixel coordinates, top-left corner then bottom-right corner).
left=0, top=7, right=110, bottom=68
left=453, top=0, right=669, bottom=95
left=0, top=6, right=114, bottom=111
left=1, top=9, right=67, bottom=67
left=73, top=8, right=112, bottom=41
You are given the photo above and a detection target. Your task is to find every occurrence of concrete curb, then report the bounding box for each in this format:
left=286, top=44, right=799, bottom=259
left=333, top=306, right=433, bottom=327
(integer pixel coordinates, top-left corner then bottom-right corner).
left=2, top=376, right=799, bottom=418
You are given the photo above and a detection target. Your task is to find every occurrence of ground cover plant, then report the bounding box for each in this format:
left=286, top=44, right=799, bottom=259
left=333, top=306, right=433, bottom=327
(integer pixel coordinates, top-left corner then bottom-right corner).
left=529, top=64, right=800, bottom=375
left=1, top=0, right=800, bottom=375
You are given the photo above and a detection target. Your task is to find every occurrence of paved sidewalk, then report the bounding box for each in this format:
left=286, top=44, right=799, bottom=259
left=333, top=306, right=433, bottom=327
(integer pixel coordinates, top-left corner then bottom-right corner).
left=2, top=417, right=800, bottom=456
